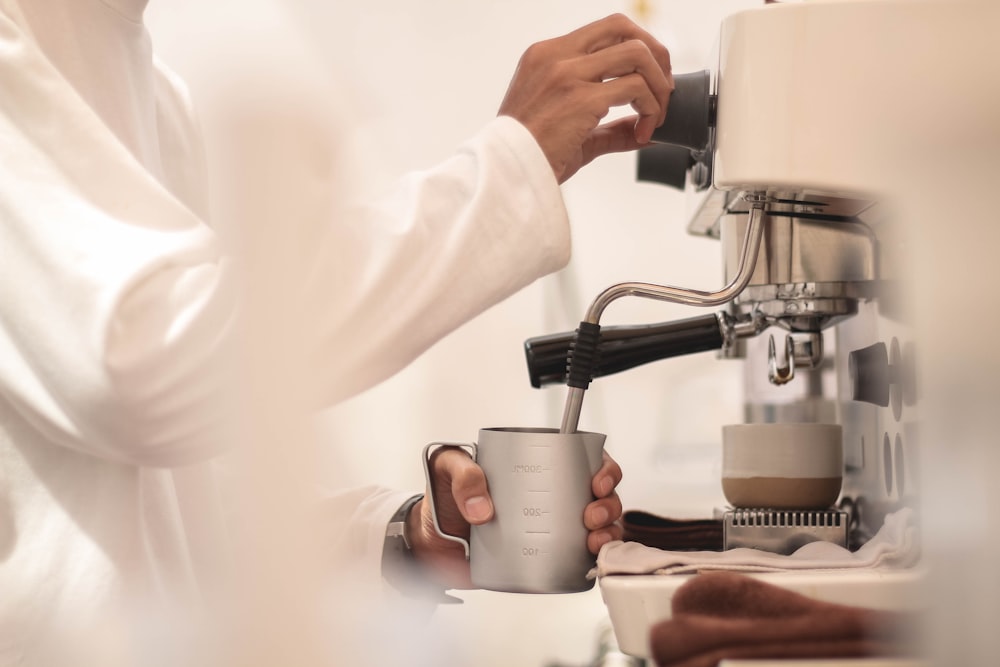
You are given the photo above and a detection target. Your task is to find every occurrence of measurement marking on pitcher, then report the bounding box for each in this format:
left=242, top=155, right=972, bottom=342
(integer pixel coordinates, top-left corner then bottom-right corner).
left=522, top=506, right=553, bottom=517
left=512, top=464, right=547, bottom=473
left=525, top=530, right=551, bottom=534
left=521, top=547, right=552, bottom=557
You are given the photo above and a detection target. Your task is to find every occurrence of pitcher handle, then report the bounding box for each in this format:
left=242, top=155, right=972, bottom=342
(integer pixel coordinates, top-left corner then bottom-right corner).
left=421, top=442, right=478, bottom=559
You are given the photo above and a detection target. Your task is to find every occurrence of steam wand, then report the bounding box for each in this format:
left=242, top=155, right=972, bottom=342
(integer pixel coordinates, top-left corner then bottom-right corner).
left=559, top=198, right=767, bottom=434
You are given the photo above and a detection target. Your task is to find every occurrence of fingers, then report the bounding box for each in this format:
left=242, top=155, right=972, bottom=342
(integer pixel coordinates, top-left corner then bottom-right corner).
left=606, top=74, right=668, bottom=142
left=586, top=451, right=624, bottom=555
left=573, top=39, right=672, bottom=126
left=430, top=446, right=494, bottom=525
left=572, top=116, right=646, bottom=175
left=566, top=23, right=674, bottom=141
left=568, top=14, right=672, bottom=85
left=592, top=451, right=624, bottom=498
left=496, top=13, right=671, bottom=182
left=585, top=493, right=623, bottom=531
left=588, top=519, right=624, bottom=555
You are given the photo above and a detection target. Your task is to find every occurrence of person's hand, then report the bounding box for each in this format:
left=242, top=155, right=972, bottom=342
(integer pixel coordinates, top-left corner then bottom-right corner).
left=497, top=13, right=674, bottom=183
left=585, top=451, right=625, bottom=554
left=406, top=446, right=624, bottom=589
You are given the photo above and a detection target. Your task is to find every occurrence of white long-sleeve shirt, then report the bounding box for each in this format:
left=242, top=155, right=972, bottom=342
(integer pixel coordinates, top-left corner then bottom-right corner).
left=0, top=0, right=570, bottom=660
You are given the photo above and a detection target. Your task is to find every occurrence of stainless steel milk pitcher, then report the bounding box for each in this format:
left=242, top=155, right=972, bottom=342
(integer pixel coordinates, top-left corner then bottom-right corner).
left=422, top=427, right=606, bottom=593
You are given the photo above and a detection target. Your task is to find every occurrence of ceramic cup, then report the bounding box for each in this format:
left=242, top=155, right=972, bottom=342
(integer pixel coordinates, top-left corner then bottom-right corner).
left=722, top=422, right=843, bottom=510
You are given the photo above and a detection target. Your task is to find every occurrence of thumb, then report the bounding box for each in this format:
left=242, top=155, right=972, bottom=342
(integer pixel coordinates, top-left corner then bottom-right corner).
left=432, top=448, right=495, bottom=525
left=581, top=115, right=647, bottom=167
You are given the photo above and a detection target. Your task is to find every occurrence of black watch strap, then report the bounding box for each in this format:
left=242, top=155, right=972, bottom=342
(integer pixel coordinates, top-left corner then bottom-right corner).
left=384, top=493, right=423, bottom=552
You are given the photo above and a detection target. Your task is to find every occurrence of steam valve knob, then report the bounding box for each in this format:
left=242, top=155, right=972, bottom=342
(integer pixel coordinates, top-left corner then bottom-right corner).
left=848, top=343, right=891, bottom=407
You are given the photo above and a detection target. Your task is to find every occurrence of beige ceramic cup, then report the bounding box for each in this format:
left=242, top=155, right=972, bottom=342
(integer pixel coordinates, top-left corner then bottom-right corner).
left=722, top=423, right=843, bottom=510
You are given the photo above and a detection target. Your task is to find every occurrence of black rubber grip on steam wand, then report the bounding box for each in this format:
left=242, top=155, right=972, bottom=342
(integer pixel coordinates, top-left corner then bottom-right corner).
left=565, top=321, right=602, bottom=390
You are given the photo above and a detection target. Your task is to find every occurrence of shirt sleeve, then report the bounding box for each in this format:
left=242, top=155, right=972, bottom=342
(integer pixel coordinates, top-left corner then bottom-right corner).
left=0, top=9, right=239, bottom=466
left=308, top=115, right=571, bottom=405
left=0, top=12, right=571, bottom=468
left=316, top=485, right=414, bottom=586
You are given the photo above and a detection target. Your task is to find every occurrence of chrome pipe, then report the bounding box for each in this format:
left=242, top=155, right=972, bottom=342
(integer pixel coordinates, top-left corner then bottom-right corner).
left=559, top=200, right=766, bottom=434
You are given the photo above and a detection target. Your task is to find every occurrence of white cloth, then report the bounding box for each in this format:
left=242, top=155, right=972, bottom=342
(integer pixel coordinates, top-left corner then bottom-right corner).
left=0, top=0, right=570, bottom=659
left=595, top=508, right=919, bottom=577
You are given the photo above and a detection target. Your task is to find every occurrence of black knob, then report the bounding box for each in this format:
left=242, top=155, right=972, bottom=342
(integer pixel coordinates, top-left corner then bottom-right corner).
left=848, top=343, right=891, bottom=407
left=650, top=70, right=714, bottom=152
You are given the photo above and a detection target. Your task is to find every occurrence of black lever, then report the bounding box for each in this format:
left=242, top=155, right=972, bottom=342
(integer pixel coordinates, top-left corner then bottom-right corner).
left=524, top=313, right=726, bottom=388
left=637, top=144, right=694, bottom=190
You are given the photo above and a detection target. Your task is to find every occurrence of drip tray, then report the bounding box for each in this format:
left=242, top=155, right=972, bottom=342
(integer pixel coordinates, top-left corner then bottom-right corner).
left=723, top=508, right=848, bottom=555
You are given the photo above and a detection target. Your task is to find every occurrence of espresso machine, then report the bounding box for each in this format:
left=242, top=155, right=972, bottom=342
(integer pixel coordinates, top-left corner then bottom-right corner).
left=522, top=0, right=944, bottom=658
left=526, top=50, right=912, bottom=557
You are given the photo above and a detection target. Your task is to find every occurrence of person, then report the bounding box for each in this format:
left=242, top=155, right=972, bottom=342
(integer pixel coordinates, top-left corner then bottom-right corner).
left=0, top=0, right=673, bottom=662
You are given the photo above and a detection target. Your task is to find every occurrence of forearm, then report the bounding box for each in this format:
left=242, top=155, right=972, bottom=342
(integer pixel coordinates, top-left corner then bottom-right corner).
left=305, top=116, right=571, bottom=406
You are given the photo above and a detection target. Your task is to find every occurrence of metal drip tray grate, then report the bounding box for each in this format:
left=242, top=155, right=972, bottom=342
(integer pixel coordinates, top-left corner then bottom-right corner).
left=723, top=509, right=848, bottom=555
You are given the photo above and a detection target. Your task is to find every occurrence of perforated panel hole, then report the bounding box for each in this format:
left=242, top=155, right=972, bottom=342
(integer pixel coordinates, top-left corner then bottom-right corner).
left=891, top=338, right=903, bottom=422
left=883, top=433, right=893, bottom=496
left=895, top=434, right=905, bottom=497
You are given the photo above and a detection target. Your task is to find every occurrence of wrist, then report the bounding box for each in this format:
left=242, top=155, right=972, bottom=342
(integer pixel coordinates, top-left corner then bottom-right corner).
left=382, top=494, right=463, bottom=600
left=405, top=497, right=427, bottom=555
left=406, top=497, right=464, bottom=563
left=406, top=496, right=475, bottom=590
